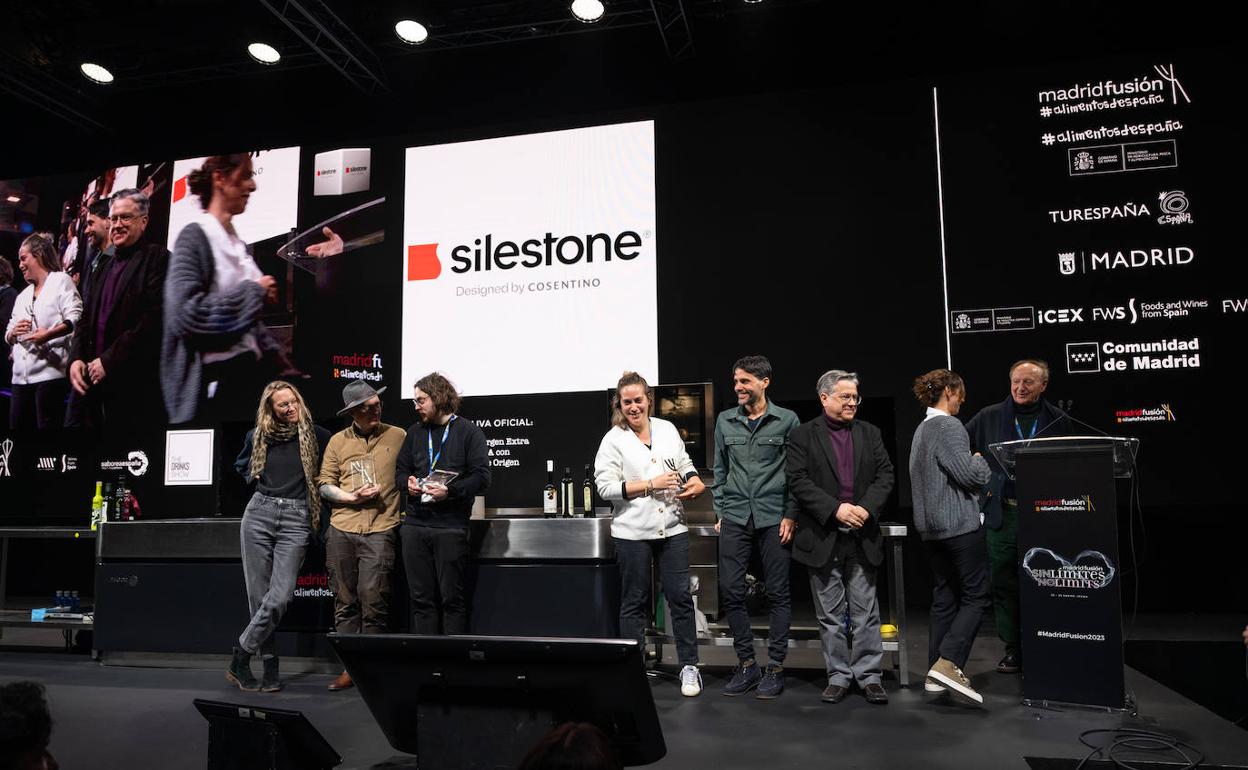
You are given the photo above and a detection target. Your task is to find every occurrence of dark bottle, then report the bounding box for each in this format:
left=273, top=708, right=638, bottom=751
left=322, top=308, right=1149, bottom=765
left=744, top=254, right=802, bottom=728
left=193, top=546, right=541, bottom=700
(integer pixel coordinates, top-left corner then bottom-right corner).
left=581, top=463, right=595, bottom=518
left=543, top=460, right=557, bottom=518
left=115, top=473, right=130, bottom=521
left=560, top=466, right=574, bottom=518
left=101, top=482, right=114, bottom=522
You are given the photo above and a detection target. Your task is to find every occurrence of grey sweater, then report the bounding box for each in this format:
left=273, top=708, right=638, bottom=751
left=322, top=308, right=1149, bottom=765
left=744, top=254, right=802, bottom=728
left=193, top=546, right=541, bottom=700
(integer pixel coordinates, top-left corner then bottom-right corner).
left=908, top=414, right=991, bottom=541
left=160, top=223, right=279, bottom=423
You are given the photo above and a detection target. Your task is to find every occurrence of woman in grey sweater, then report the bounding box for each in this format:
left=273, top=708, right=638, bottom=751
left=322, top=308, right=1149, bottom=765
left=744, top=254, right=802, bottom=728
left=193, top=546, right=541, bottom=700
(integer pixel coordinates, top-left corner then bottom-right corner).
left=909, top=368, right=991, bottom=705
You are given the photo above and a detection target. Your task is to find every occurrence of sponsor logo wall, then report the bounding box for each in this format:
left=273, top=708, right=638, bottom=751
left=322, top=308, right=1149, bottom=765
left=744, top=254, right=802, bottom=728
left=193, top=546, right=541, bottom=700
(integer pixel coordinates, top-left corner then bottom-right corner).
left=938, top=54, right=1243, bottom=507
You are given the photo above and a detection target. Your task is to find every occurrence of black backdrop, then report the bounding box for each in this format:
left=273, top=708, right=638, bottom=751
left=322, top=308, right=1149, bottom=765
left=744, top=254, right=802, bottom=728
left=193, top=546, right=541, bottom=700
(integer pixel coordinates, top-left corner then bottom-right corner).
left=1, top=48, right=1236, bottom=612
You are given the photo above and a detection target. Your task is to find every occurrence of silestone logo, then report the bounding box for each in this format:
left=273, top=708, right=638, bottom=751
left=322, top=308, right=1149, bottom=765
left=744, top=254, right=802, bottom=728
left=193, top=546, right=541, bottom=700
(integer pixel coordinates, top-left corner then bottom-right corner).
left=407, top=230, right=644, bottom=281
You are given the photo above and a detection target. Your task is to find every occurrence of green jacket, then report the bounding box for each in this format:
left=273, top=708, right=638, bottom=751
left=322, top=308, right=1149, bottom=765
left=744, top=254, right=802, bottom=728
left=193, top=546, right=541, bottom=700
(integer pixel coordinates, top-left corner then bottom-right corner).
left=711, top=401, right=800, bottom=527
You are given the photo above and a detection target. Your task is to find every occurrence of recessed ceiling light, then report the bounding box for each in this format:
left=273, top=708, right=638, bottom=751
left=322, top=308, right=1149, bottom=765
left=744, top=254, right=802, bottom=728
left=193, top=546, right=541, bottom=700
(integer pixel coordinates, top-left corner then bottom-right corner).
left=571, top=0, right=605, bottom=23
left=247, top=42, right=281, bottom=65
left=395, top=19, right=429, bottom=45
left=80, top=62, right=114, bottom=84
left=5, top=195, right=21, bottom=204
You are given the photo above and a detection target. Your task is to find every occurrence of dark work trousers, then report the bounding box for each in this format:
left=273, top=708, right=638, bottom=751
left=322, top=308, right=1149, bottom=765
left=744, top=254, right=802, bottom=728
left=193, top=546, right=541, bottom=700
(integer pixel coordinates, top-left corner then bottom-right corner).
left=198, top=352, right=280, bottom=426
left=325, top=526, right=396, bottom=634
left=718, top=517, right=792, bottom=664
left=614, top=533, right=698, bottom=666
left=9, top=378, right=69, bottom=430
left=924, top=527, right=992, bottom=669
left=401, top=523, right=470, bottom=635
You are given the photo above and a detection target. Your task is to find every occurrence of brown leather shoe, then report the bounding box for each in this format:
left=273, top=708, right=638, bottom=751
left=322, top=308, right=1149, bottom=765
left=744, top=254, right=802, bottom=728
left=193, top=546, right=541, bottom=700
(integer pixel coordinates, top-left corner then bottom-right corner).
left=328, top=671, right=353, bottom=691
left=820, top=684, right=848, bottom=703
left=863, top=683, right=889, bottom=704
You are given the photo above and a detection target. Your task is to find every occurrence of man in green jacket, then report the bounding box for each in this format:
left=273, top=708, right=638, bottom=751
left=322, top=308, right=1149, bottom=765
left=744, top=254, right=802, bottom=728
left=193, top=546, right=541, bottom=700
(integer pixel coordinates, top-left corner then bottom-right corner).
left=712, top=355, right=800, bottom=699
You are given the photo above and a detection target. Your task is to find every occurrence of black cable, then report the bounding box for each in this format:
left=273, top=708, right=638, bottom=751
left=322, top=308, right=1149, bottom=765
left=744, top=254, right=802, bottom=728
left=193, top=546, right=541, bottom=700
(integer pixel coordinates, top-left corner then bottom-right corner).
left=1074, top=727, right=1204, bottom=770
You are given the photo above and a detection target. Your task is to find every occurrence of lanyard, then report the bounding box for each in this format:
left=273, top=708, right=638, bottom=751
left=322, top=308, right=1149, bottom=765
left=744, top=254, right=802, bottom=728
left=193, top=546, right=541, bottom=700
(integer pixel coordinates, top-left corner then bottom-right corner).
left=427, top=415, right=457, bottom=472
left=1014, top=416, right=1038, bottom=440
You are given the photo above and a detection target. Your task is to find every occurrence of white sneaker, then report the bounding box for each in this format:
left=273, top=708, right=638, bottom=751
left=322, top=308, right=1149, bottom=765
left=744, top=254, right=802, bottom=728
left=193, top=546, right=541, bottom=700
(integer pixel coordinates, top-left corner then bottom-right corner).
left=679, top=665, right=703, bottom=697
left=924, top=676, right=947, bottom=693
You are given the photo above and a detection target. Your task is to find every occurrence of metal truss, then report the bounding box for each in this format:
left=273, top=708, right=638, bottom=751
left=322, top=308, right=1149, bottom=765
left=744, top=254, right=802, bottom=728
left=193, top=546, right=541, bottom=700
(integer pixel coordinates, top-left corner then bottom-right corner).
left=0, top=51, right=109, bottom=131
left=649, top=0, right=695, bottom=61
left=259, top=0, right=390, bottom=93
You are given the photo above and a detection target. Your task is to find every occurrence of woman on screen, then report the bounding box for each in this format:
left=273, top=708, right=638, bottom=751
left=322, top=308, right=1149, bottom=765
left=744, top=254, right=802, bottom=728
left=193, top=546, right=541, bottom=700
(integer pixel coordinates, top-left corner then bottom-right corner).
left=593, top=371, right=707, bottom=696
left=3, top=232, right=83, bottom=430
left=229, top=380, right=330, bottom=692
left=161, top=154, right=286, bottom=425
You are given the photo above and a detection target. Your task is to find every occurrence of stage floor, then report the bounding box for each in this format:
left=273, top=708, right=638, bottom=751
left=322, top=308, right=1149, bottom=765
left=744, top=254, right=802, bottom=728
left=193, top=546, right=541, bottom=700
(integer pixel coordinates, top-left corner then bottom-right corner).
left=3, top=622, right=1248, bottom=769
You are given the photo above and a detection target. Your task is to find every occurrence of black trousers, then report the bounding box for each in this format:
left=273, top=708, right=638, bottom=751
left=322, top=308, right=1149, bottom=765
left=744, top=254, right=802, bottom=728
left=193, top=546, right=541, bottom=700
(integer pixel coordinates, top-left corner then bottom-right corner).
left=924, top=527, right=992, bottom=670
left=401, top=524, right=470, bottom=635
left=9, top=378, right=68, bottom=430
left=718, top=517, right=792, bottom=664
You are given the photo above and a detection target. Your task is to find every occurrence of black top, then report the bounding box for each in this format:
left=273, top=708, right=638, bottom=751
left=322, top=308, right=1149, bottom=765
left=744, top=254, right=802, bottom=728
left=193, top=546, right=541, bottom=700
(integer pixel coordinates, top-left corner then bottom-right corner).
left=235, top=426, right=332, bottom=499
left=395, top=416, right=492, bottom=528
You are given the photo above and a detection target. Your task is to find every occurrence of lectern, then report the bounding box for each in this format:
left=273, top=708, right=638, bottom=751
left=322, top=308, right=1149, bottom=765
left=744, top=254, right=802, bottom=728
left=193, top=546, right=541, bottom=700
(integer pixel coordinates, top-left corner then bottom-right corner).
left=989, top=435, right=1139, bottom=710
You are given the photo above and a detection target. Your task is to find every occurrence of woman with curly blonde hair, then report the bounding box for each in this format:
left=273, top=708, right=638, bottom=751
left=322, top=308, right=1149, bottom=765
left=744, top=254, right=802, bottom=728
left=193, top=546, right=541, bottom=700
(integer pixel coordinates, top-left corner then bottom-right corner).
left=228, top=380, right=330, bottom=692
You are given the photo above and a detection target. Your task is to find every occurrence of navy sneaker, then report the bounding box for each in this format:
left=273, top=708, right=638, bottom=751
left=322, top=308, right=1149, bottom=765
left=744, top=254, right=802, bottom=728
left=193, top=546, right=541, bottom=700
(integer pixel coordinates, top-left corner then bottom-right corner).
left=756, top=665, right=785, bottom=699
left=721, top=660, right=762, bottom=696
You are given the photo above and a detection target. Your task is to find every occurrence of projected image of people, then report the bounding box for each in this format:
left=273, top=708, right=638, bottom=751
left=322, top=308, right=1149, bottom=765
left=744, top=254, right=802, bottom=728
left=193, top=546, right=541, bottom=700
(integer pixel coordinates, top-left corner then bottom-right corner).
left=3, top=233, right=82, bottom=430
left=161, top=155, right=290, bottom=424
left=66, top=189, right=168, bottom=431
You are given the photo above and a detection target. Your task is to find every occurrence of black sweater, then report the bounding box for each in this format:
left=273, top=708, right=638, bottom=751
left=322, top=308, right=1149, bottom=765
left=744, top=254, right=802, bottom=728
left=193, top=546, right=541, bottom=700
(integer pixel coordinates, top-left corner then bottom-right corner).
left=395, top=416, right=491, bottom=528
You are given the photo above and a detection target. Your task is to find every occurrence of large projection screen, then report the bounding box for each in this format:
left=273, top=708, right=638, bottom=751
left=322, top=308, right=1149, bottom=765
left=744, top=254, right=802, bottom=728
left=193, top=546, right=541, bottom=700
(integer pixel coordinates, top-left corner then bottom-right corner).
left=401, top=121, right=658, bottom=396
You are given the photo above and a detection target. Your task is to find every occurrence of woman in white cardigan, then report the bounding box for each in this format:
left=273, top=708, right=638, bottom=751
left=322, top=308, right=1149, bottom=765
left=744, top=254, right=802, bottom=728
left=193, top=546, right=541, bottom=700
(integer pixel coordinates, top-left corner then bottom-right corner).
left=594, top=371, right=707, bottom=696
left=4, top=233, right=82, bottom=429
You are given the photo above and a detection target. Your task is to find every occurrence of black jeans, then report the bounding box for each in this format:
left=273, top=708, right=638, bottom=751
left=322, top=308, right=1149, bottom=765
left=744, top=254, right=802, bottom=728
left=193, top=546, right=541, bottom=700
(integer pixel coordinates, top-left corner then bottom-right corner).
left=614, top=534, right=698, bottom=666
left=718, top=517, right=792, bottom=664
left=401, top=524, right=470, bottom=635
left=10, top=378, right=68, bottom=430
left=924, top=527, right=992, bottom=669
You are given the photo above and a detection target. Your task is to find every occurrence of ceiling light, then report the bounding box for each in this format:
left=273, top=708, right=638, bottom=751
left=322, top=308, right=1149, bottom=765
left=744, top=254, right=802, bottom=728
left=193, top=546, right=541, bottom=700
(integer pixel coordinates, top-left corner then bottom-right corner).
left=570, top=0, right=605, bottom=23
left=395, top=19, right=429, bottom=45
left=79, top=62, right=114, bottom=84
left=5, top=195, right=21, bottom=204
left=247, top=42, right=281, bottom=65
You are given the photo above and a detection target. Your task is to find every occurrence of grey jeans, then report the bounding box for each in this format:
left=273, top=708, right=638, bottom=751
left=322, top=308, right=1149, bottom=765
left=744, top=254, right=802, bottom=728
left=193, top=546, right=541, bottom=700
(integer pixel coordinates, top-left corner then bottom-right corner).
left=239, top=493, right=311, bottom=656
left=809, top=536, right=883, bottom=687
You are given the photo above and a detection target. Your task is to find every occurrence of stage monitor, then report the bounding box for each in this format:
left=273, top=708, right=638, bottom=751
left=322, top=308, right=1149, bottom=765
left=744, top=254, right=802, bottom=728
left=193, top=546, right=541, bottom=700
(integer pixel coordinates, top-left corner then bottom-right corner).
left=329, top=633, right=666, bottom=769
left=193, top=699, right=341, bottom=770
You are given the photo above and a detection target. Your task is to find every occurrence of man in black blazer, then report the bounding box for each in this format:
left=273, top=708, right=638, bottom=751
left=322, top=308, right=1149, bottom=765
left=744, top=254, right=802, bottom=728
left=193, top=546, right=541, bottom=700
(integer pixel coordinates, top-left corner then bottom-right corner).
left=66, top=189, right=168, bottom=431
left=787, top=369, right=895, bottom=704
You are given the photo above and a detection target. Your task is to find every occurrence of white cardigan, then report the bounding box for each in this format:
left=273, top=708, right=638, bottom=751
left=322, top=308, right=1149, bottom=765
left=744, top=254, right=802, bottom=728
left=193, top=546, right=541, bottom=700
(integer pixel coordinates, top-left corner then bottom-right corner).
left=4, top=271, right=83, bottom=385
left=594, top=417, right=698, bottom=541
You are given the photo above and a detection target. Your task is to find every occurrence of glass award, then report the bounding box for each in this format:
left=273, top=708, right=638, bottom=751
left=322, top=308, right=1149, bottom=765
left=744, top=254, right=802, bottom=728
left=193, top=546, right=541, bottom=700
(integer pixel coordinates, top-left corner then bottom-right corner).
left=349, top=456, right=377, bottom=490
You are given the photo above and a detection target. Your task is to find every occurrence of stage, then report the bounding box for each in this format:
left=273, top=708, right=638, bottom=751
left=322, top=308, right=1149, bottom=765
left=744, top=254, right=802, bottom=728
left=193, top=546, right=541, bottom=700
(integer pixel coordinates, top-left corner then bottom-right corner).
left=4, top=617, right=1247, bottom=769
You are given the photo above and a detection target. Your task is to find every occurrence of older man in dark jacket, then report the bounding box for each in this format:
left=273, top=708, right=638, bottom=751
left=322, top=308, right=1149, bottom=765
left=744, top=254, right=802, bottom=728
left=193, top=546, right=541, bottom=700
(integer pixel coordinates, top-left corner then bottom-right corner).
left=964, top=358, right=1072, bottom=675
left=787, top=369, right=895, bottom=705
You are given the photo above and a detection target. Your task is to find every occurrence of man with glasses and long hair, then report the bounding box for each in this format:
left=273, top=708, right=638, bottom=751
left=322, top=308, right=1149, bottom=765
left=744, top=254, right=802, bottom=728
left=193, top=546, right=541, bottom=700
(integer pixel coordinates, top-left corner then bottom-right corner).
left=316, top=381, right=406, bottom=691
left=395, top=372, right=490, bottom=635
left=787, top=370, right=895, bottom=705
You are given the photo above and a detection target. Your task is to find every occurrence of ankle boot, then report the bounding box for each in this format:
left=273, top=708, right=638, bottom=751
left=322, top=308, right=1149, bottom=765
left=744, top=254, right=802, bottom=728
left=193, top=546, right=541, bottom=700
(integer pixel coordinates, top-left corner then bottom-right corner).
left=260, top=655, right=282, bottom=693
left=226, top=646, right=259, bottom=692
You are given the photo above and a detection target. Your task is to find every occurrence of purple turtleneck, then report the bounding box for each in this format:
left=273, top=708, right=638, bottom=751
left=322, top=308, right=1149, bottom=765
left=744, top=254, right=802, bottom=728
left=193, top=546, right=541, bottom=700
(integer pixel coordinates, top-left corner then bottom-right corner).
left=824, top=414, right=855, bottom=502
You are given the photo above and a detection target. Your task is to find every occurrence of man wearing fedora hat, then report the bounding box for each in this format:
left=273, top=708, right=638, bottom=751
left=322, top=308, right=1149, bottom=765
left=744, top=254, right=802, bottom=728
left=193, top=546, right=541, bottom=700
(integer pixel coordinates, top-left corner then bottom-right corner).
left=317, top=380, right=406, bottom=691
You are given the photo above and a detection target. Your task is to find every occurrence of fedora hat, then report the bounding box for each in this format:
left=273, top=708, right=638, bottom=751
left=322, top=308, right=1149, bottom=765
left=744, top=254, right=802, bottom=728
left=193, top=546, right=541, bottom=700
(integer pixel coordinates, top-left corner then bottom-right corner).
left=337, top=380, right=387, bottom=416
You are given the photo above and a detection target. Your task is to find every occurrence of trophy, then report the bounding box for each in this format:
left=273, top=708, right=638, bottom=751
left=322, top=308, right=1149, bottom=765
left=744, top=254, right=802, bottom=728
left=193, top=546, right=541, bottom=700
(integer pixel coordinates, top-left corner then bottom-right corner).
left=349, top=456, right=377, bottom=491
